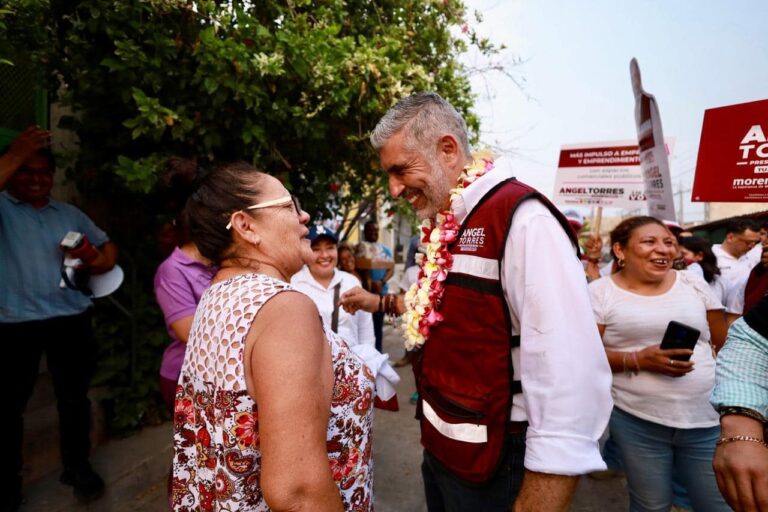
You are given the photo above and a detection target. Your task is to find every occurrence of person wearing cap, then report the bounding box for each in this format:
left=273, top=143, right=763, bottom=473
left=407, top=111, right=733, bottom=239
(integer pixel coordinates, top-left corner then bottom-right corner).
left=291, top=225, right=399, bottom=407
left=0, top=127, right=118, bottom=509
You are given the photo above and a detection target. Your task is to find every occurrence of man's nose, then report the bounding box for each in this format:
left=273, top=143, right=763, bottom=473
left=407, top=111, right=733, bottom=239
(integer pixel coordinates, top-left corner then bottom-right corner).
left=388, top=175, right=405, bottom=199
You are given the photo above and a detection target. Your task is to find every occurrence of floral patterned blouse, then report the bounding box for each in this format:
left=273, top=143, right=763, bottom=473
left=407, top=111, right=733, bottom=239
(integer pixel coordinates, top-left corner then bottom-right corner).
left=172, top=273, right=374, bottom=511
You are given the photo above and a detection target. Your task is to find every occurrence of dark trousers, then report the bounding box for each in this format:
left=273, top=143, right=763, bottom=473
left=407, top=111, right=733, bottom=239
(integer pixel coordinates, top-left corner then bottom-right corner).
left=2, top=311, right=96, bottom=490
left=422, top=433, right=526, bottom=512
left=372, top=311, right=384, bottom=352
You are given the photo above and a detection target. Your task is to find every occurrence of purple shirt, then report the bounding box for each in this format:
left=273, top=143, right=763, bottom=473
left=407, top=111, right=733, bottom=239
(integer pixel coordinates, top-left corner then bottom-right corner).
left=154, top=247, right=215, bottom=380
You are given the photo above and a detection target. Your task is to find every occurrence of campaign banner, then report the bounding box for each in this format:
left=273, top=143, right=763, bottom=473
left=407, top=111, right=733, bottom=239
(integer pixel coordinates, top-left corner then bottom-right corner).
left=554, top=140, right=649, bottom=208
left=692, top=98, right=768, bottom=202
left=631, top=58, right=677, bottom=222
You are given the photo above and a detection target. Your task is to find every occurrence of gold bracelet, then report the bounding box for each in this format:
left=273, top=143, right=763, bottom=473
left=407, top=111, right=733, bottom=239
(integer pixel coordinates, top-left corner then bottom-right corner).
left=716, top=436, right=768, bottom=449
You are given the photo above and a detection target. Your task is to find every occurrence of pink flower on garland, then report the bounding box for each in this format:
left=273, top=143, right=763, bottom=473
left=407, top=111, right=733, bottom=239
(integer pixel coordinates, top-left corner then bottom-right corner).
left=401, top=150, right=495, bottom=350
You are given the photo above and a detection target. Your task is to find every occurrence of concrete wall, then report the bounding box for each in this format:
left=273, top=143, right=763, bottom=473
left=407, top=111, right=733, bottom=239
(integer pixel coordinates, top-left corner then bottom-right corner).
left=707, top=202, right=768, bottom=222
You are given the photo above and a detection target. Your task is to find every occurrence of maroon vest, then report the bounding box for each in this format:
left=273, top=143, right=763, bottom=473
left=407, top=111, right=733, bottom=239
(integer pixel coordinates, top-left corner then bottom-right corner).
left=413, top=178, right=577, bottom=483
left=744, top=264, right=768, bottom=314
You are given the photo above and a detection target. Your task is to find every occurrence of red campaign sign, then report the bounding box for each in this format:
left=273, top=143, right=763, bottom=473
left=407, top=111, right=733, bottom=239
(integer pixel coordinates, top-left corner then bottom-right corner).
left=692, top=98, right=768, bottom=202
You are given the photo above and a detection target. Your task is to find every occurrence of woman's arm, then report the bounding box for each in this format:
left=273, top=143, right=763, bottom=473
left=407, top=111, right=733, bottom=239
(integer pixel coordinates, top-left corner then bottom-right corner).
left=245, top=291, right=343, bottom=512
left=168, top=315, right=194, bottom=343
left=598, top=324, right=695, bottom=377
left=707, top=309, right=728, bottom=353
left=598, top=324, right=625, bottom=374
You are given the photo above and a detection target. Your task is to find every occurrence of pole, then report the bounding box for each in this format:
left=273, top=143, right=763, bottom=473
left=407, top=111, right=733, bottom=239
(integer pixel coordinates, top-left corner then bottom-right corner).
left=592, top=206, right=603, bottom=237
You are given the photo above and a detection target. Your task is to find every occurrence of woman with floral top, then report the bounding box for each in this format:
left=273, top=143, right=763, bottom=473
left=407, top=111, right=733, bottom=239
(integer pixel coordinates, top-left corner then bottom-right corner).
left=171, top=162, right=374, bottom=512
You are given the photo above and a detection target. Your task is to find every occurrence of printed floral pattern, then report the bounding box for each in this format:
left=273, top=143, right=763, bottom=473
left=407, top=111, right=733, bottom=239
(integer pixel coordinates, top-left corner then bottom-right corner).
left=172, top=273, right=374, bottom=511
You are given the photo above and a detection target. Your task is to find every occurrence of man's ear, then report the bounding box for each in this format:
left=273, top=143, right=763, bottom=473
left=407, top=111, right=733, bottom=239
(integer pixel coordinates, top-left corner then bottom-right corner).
left=230, top=211, right=262, bottom=246
left=435, top=134, right=461, bottom=165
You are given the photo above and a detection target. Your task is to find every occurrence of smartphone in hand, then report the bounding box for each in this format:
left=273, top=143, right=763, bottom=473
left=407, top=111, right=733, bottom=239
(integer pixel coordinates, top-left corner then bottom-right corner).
left=659, top=321, right=700, bottom=361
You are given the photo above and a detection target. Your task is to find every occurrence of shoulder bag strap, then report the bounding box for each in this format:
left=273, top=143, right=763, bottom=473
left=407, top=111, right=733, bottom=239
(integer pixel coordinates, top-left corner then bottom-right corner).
left=331, top=283, right=341, bottom=333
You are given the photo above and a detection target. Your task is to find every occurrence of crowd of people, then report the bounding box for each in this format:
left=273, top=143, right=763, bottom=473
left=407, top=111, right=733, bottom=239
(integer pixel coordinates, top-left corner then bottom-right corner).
left=3, top=92, right=767, bottom=512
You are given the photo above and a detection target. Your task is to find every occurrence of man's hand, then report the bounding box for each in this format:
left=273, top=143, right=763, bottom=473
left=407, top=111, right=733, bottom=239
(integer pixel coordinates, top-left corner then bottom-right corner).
left=513, top=471, right=578, bottom=512
left=713, top=414, right=768, bottom=512
left=339, top=287, right=379, bottom=314
left=62, top=234, right=99, bottom=264
left=9, top=126, right=51, bottom=160
left=713, top=441, right=768, bottom=511
left=0, top=126, right=51, bottom=189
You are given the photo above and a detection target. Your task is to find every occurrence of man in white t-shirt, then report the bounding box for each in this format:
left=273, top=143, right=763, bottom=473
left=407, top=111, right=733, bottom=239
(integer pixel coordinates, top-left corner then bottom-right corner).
left=712, top=218, right=761, bottom=284
left=744, top=219, right=767, bottom=267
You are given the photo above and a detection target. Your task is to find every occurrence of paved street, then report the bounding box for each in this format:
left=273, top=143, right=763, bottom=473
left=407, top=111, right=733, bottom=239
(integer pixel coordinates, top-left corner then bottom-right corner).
left=21, top=323, right=630, bottom=511
left=373, top=323, right=629, bottom=512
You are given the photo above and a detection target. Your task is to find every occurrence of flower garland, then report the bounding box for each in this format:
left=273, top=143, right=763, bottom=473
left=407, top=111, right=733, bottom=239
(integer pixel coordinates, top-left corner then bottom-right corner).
left=402, top=150, right=495, bottom=350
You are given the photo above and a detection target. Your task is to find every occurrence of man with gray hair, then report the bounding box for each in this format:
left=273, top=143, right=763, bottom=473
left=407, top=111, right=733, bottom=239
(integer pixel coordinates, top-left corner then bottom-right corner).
left=363, top=92, right=612, bottom=511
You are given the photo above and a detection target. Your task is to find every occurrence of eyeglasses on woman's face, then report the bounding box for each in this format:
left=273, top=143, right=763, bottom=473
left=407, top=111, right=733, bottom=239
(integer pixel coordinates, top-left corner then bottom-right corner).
left=226, top=194, right=302, bottom=230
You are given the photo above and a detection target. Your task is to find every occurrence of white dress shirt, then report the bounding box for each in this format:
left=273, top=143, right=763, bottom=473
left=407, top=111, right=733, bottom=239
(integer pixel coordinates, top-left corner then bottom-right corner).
left=451, top=158, right=613, bottom=476
left=684, top=264, right=730, bottom=309
left=291, top=266, right=400, bottom=400
left=713, top=244, right=755, bottom=285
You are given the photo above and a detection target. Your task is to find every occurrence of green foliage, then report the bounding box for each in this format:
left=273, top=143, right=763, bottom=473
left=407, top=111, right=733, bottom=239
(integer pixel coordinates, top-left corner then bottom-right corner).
left=92, top=285, right=169, bottom=435
left=2, top=0, right=497, bottom=218
left=1, top=0, right=506, bottom=432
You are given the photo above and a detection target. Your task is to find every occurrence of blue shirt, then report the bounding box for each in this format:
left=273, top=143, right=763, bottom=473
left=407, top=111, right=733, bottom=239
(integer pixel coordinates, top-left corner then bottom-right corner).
left=0, top=191, right=109, bottom=323
left=365, top=242, right=392, bottom=294
left=710, top=317, right=768, bottom=422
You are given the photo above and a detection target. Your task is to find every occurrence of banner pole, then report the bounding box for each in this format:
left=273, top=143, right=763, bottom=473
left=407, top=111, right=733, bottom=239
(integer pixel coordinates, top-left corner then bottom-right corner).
left=593, top=206, right=603, bottom=237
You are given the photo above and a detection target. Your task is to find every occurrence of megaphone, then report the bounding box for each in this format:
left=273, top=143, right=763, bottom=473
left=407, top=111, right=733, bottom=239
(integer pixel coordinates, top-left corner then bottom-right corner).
left=59, top=231, right=124, bottom=298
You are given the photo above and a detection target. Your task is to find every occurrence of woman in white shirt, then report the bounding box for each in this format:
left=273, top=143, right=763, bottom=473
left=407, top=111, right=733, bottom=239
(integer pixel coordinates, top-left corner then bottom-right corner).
left=291, top=226, right=399, bottom=404
left=679, top=235, right=730, bottom=307
left=588, top=216, right=729, bottom=512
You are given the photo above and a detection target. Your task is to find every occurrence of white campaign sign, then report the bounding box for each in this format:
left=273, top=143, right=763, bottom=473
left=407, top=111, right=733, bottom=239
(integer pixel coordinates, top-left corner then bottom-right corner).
left=630, top=58, right=677, bottom=222
left=555, top=140, right=647, bottom=208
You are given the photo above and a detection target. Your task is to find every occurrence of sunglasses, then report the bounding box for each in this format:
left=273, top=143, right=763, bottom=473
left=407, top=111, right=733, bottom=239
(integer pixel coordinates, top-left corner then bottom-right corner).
left=226, top=194, right=302, bottom=230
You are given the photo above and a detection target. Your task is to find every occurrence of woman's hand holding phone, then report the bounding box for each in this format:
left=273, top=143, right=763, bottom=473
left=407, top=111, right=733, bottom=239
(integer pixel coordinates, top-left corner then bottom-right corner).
left=636, top=344, right=695, bottom=377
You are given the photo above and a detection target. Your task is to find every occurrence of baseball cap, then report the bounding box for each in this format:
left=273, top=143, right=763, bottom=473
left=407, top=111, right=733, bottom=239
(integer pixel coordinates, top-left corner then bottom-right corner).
left=308, top=225, right=338, bottom=245
left=662, top=219, right=683, bottom=235
left=562, top=209, right=584, bottom=231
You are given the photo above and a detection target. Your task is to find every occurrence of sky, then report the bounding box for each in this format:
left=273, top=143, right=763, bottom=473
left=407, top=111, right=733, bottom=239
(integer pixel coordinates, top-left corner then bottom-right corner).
left=462, top=0, right=768, bottom=224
